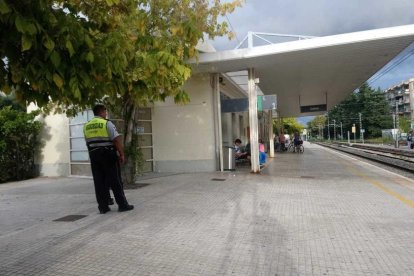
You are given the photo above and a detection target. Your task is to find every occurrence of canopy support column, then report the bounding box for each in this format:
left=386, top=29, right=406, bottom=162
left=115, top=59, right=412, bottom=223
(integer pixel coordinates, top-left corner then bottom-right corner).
left=268, top=110, right=275, bottom=158
left=212, top=73, right=223, bottom=172
left=248, top=68, right=260, bottom=173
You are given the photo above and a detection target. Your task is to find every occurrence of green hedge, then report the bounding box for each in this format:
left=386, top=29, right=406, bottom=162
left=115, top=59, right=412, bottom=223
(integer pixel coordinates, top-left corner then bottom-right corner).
left=0, top=107, right=43, bottom=183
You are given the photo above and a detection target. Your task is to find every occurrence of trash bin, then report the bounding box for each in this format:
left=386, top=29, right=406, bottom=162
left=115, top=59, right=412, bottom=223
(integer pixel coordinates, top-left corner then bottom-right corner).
left=223, top=146, right=235, bottom=171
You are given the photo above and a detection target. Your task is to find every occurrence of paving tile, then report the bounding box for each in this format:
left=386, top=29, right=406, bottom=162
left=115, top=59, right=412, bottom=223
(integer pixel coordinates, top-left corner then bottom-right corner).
left=0, top=142, right=414, bottom=275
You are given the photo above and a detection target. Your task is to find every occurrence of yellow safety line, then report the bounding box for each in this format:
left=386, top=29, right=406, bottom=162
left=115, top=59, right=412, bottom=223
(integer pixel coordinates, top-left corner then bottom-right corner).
left=344, top=162, right=414, bottom=209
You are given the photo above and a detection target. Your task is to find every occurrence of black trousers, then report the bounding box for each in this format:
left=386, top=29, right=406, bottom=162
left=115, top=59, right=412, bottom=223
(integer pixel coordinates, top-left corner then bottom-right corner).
left=89, top=147, right=129, bottom=209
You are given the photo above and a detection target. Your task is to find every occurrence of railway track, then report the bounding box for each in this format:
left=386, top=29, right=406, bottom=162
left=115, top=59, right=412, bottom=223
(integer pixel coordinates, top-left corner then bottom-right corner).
left=315, top=142, right=414, bottom=172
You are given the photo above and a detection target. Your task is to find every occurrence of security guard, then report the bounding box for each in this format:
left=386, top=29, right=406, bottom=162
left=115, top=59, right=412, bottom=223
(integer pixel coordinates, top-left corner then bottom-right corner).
left=83, top=104, right=134, bottom=214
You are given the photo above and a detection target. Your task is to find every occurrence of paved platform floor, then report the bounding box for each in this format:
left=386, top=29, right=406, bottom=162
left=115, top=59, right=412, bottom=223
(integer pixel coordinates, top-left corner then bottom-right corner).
left=1, top=142, right=414, bottom=275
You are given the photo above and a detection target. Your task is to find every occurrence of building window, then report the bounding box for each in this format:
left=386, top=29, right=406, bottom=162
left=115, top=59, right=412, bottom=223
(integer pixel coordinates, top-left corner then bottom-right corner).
left=136, top=108, right=153, bottom=173
left=69, top=108, right=153, bottom=175
left=68, top=110, right=93, bottom=176
left=69, top=110, right=94, bottom=163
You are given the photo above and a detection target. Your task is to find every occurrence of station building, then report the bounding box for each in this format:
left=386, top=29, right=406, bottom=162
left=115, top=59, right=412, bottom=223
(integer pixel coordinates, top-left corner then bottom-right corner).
left=35, top=25, right=414, bottom=177
left=383, top=78, right=414, bottom=128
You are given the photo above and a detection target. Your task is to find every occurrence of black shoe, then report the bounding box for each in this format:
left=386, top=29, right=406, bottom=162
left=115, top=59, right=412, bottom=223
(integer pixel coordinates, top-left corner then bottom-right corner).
left=108, top=198, right=114, bottom=205
left=118, top=204, right=134, bottom=212
left=99, top=206, right=111, bottom=214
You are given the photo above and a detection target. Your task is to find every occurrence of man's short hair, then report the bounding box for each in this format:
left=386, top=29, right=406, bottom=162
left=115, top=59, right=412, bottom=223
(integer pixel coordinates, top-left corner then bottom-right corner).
left=92, top=104, right=106, bottom=116
left=235, top=139, right=242, bottom=144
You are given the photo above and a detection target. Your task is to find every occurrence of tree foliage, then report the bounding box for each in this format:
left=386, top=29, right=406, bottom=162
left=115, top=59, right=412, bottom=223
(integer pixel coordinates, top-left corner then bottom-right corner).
left=0, top=0, right=242, bottom=111
left=0, top=106, right=43, bottom=183
left=306, top=115, right=326, bottom=139
left=1, top=0, right=242, bottom=183
left=399, top=116, right=411, bottom=133
left=326, top=83, right=393, bottom=139
left=273, top=117, right=304, bottom=135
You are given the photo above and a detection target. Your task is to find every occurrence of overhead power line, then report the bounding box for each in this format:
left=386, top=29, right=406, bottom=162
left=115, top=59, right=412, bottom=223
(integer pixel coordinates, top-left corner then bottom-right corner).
left=368, top=42, right=414, bottom=85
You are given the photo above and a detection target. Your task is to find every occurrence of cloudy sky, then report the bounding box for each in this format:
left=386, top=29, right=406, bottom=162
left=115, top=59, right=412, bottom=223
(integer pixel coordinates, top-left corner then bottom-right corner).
left=210, top=0, right=414, bottom=90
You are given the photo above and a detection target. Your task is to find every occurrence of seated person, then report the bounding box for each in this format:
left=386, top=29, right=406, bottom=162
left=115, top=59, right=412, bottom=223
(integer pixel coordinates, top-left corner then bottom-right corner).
left=259, top=152, right=266, bottom=165
left=259, top=139, right=265, bottom=153
left=278, top=132, right=286, bottom=151
left=259, top=139, right=266, bottom=165
left=274, top=135, right=280, bottom=151
left=293, top=132, right=303, bottom=146
left=234, top=139, right=248, bottom=159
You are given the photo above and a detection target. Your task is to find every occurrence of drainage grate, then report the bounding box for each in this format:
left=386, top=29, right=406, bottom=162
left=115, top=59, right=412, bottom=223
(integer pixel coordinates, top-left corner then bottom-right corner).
left=300, top=176, right=315, bottom=179
left=211, top=178, right=226, bottom=181
left=124, top=183, right=150, bottom=189
left=53, top=215, right=87, bottom=222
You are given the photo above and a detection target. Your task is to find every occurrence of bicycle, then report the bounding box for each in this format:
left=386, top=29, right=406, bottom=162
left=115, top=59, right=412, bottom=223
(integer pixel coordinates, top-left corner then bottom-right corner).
left=294, top=144, right=304, bottom=153
left=287, top=142, right=295, bottom=153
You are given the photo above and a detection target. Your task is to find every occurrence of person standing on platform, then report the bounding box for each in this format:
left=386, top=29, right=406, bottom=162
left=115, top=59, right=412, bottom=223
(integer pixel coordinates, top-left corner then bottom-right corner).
left=83, top=104, right=134, bottom=214
left=278, top=131, right=286, bottom=151
left=408, top=131, right=413, bottom=149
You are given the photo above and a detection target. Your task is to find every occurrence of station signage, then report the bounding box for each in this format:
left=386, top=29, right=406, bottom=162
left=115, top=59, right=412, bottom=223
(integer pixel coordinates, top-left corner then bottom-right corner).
left=300, top=104, right=327, bottom=113
left=221, top=95, right=277, bottom=113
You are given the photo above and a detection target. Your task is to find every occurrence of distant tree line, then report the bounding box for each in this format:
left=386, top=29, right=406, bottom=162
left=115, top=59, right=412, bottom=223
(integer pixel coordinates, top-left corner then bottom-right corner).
left=273, top=117, right=304, bottom=135
left=307, top=83, right=395, bottom=139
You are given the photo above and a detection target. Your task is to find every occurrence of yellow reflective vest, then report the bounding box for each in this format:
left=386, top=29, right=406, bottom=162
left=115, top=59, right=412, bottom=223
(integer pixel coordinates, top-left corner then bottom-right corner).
left=83, top=117, right=113, bottom=149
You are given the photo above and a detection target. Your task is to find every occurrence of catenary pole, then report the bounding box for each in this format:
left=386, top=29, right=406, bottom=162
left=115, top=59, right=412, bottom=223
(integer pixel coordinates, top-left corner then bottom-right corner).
left=396, top=104, right=399, bottom=148
left=359, top=113, right=364, bottom=144
left=327, top=115, right=330, bottom=141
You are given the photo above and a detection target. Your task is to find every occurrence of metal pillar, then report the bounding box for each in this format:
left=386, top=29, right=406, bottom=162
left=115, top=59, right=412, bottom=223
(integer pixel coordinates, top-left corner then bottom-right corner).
left=268, top=110, right=274, bottom=158
left=223, top=113, right=232, bottom=146
left=395, top=104, right=399, bottom=148
left=233, top=113, right=240, bottom=141
left=359, top=113, right=364, bottom=143
left=248, top=68, right=260, bottom=173
left=410, top=81, right=414, bottom=129
left=353, top=124, right=356, bottom=144
left=247, top=31, right=253, bottom=49
left=327, top=116, right=330, bottom=141
left=212, top=73, right=223, bottom=171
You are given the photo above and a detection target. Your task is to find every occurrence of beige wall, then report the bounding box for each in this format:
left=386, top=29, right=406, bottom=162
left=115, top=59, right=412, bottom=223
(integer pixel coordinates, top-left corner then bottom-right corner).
left=34, top=73, right=218, bottom=176
left=35, top=72, right=255, bottom=175
left=35, top=112, right=71, bottom=176
left=152, top=73, right=217, bottom=172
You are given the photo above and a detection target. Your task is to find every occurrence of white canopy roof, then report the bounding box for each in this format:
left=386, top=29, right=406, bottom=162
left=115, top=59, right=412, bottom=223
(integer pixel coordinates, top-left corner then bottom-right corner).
left=193, top=25, right=414, bottom=117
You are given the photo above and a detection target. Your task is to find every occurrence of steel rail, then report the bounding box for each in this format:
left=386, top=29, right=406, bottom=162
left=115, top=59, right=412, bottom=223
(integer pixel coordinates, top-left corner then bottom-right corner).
left=315, top=142, right=414, bottom=172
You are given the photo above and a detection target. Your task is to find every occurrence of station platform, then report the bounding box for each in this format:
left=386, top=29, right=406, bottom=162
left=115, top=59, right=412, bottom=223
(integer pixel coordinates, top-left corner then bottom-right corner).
left=1, top=142, right=414, bottom=275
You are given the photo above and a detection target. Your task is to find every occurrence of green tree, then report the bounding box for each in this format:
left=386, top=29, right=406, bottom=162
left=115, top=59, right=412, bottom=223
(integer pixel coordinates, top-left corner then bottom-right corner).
left=0, top=107, right=43, bottom=183
left=399, top=116, right=411, bottom=133
left=327, top=83, right=392, bottom=139
left=1, top=1, right=241, bottom=108
left=1, top=0, right=242, bottom=183
left=307, top=115, right=326, bottom=139
left=273, top=117, right=303, bottom=135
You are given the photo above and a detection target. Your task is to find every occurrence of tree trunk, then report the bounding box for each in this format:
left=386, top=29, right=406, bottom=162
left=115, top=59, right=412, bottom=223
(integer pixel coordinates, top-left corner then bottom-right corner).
left=121, top=102, right=138, bottom=186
